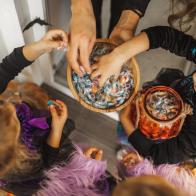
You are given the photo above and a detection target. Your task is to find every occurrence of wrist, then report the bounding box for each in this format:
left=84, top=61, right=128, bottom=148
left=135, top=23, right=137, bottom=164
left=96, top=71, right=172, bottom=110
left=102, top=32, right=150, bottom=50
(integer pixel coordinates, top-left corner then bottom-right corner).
left=112, top=45, right=131, bottom=64
left=23, top=41, right=45, bottom=62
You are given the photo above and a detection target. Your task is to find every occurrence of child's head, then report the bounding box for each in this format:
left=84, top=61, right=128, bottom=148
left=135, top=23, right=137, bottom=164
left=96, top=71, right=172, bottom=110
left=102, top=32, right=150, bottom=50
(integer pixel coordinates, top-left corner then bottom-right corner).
left=113, top=175, right=184, bottom=196
left=0, top=102, right=20, bottom=176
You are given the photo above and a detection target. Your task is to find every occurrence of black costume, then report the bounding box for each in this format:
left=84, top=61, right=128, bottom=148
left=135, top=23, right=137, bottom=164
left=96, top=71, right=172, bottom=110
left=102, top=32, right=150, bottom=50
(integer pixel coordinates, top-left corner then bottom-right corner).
left=92, top=0, right=151, bottom=37
left=128, top=26, right=196, bottom=164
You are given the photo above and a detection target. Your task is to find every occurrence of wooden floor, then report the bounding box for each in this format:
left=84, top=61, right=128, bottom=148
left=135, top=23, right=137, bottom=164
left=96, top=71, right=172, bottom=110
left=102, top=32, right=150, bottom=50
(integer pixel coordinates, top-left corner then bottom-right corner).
left=42, top=84, right=118, bottom=175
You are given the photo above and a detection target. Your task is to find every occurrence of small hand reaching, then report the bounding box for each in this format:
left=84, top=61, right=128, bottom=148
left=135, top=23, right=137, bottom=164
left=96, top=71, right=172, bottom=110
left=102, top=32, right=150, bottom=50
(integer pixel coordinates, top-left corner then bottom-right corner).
left=90, top=52, right=124, bottom=87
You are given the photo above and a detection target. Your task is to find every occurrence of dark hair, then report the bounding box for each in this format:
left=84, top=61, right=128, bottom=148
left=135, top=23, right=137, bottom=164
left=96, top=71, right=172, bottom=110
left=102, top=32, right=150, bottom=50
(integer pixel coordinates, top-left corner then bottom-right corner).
left=168, top=0, right=196, bottom=31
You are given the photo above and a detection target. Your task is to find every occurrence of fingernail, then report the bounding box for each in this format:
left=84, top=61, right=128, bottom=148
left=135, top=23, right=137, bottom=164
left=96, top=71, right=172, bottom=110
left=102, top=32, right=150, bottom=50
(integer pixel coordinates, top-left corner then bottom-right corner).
left=79, top=66, right=86, bottom=74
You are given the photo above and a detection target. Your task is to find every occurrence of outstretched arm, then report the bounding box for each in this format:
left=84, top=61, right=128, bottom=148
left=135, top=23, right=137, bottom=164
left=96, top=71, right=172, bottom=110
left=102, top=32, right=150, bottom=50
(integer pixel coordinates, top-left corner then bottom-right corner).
left=0, top=29, right=67, bottom=93
left=91, top=26, right=196, bottom=87
left=67, top=0, right=96, bottom=76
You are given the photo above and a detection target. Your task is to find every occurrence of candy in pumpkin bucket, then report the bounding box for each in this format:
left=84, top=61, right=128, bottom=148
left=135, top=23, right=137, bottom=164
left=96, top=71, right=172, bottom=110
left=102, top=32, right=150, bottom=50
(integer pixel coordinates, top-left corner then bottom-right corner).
left=130, top=86, right=191, bottom=140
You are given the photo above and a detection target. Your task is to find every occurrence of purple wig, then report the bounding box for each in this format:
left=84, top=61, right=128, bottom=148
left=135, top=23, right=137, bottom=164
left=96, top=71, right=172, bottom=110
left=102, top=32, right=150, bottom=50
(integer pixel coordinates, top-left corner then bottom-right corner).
left=119, top=158, right=196, bottom=196
left=36, top=145, right=109, bottom=196
left=156, top=164, right=196, bottom=196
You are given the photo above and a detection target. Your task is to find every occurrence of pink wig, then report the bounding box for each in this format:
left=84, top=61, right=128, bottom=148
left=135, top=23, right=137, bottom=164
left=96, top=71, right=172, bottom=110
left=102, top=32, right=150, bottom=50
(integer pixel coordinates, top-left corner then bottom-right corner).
left=36, top=145, right=109, bottom=196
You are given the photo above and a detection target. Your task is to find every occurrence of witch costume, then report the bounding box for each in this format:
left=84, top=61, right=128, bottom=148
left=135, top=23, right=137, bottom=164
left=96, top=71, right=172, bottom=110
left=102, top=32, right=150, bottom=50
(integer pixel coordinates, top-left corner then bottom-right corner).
left=0, top=48, right=74, bottom=195
left=124, top=26, right=196, bottom=165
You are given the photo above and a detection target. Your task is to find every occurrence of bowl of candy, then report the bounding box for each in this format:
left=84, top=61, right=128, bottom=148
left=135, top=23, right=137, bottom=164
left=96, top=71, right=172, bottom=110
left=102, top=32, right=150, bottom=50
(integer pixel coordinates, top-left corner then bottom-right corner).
left=130, top=86, right=185, bottom=140
left=67, top=39, right=140, bottom=112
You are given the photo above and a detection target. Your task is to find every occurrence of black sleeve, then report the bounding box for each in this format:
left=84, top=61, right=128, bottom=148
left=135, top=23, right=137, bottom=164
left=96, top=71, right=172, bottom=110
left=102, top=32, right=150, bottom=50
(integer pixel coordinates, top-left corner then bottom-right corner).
left=42, top=142, right=60, bottom=167
left=0, top=47, right=33, bottom=93
left=129, top=72, right=196, bottom=165
left=121, top=0, right=151, bottom=17
left=128, top=130, right=186, bottom=164
left=129, top=104, right=196, bottom=165
left=143, top=26, right=196, bottom=63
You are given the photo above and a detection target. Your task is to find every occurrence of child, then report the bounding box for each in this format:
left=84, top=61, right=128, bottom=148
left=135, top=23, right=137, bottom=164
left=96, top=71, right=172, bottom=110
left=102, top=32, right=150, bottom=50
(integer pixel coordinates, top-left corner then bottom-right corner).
left=91, top=26, right=196, bottom=164
left=36, top=146, right=111, bottom=196
left=0, top=29, right=75, bottom=195
left=36, top=145, right=192, bottom=196
left=117, top=147, right=196, bottom=196
left=0, top=29, right=67, bottom=93
left=91, top=26, right=196, bottom=86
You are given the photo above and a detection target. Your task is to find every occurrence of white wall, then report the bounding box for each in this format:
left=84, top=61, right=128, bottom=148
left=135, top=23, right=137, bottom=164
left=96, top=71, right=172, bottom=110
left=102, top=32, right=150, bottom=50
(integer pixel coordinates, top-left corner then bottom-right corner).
left=0, top=0, right=24, bottom=60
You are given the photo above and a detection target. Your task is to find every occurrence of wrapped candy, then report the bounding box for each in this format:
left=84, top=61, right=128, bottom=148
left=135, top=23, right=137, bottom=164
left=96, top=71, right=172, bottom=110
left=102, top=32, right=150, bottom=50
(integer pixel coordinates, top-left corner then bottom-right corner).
left=72, top=42, right=134, bottom=110
left=130, top=86, right=185, bottom=140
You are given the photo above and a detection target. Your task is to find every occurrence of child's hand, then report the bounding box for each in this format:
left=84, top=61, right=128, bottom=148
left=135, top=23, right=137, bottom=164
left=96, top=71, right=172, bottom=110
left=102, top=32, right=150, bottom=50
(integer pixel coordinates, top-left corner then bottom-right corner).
left=50, top=100, right=68, bottom=133
left=181, top=103, right=193, bottom=117
left=23, top=29, right=68, bottom=62
left=90, top=51, right=125, bottom=87
left=38, top=29, right=68, bottom=53
left=47, top=100, right=68, bottom=148
left=84, top=147, right=103, bottom=160
left=122, top=152, right=141, bottom=167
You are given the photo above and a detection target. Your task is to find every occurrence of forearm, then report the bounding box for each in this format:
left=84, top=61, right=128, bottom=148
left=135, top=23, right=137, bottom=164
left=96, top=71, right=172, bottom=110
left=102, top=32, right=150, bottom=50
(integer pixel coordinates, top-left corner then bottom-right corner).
left=143, top=26, right=196, bottom=63
left=112, top=32, right=149, bottom=62
left=120, top=117, right=136, bottom=136
left=47, top=130, right=62, bottom=148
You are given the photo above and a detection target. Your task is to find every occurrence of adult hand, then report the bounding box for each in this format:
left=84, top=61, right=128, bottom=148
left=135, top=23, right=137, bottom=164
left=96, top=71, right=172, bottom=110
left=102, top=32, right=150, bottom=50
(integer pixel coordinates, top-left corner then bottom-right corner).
left=109, top=10, right=140, bottom=45
left=84, top=147, right=103, bottom=160
left=67, top=0, right=96, bottom=76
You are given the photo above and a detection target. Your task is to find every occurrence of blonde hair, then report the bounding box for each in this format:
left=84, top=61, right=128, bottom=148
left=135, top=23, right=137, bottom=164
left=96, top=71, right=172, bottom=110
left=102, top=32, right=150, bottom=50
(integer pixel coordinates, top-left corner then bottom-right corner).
left=0, top=103, right=20, bottom=176
left=113, top=175, right=184, bottom=196
left=0, top=81, right=48, bottom=178
left=0, top=102, right=41, bottom=178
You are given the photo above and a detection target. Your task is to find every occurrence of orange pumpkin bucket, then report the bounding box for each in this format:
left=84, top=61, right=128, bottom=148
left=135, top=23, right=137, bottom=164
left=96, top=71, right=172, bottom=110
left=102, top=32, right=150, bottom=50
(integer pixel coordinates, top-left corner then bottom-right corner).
left=131, top=86, right=186, bottom=140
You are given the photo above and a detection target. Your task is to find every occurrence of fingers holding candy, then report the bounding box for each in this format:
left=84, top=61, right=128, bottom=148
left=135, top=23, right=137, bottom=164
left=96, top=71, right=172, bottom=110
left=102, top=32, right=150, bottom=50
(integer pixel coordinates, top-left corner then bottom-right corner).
left=84, top=147, right=103, bottom=161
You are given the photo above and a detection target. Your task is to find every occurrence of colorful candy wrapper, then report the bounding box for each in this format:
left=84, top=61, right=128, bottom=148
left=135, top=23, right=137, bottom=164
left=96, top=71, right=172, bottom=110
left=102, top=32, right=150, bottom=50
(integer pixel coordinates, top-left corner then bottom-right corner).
left=72, top=42, right=135, bottom=110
